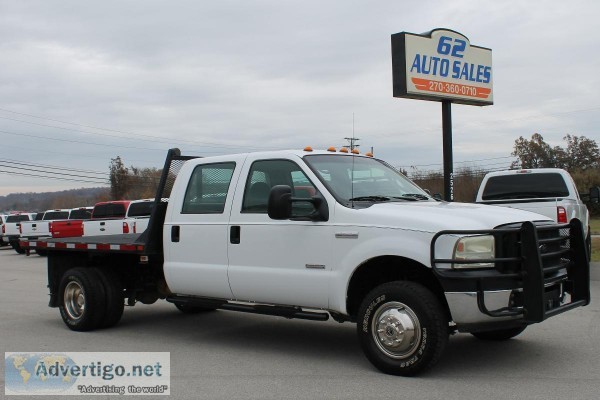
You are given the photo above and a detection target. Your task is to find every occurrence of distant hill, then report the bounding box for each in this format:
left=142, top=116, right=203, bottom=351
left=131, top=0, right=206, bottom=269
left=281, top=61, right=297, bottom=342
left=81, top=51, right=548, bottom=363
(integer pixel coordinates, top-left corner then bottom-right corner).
left=0, top=187, right=110, bottom=213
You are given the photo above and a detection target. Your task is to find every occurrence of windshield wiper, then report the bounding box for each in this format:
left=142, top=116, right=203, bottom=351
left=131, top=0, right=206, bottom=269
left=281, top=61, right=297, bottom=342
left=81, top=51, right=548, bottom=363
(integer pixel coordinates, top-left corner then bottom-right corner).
left=348, top=195, right=391, bottom=202
left=397, top=193, right=430, bottom=201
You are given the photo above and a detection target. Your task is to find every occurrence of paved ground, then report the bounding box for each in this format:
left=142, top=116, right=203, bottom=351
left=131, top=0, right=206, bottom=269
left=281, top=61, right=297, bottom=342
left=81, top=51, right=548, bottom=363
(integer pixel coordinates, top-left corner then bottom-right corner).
left=1, top=247, right=599, bottom=400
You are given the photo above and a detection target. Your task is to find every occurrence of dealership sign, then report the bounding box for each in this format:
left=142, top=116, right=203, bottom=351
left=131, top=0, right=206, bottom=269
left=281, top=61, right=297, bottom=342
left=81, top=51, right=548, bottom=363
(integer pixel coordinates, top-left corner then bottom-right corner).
left=392, top=29, right=493, bottom=106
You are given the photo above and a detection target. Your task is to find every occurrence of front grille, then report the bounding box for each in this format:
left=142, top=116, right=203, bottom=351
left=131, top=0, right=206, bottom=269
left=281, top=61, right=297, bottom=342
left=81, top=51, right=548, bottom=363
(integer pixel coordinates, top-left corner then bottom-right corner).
left=431, top=219, right=589, bottom=322
left=495, top=222, right=572, bottom=279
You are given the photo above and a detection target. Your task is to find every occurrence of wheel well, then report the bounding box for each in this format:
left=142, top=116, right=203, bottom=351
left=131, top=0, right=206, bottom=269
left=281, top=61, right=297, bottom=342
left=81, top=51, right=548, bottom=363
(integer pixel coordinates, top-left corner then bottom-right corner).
left=346, top=256, right=450, bottom=321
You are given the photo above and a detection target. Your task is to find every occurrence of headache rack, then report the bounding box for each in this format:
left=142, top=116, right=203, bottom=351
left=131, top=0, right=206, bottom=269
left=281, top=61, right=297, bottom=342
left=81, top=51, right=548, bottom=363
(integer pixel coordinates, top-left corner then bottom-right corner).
left=430, top=219, right=590, bottom=323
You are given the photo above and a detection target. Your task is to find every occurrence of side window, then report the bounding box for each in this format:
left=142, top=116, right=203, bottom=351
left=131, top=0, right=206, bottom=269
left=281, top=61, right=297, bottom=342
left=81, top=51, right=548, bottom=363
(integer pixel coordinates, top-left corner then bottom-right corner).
left=242, top=160, right=317, bottom=213
left=182, top=162, right=236, bottom=214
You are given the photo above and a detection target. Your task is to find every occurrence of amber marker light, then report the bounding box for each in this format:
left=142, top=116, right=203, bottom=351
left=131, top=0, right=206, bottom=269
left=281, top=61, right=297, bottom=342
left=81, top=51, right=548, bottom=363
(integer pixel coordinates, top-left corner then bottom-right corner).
left=339, top=147, right=349, bottom=153
left=327, top=146, right=336, bottom=152
left=365, top=152, right=373, bottom=157
left=304, top=146, right=313, bottom=152
left=351, top=149, right=360, bottom=154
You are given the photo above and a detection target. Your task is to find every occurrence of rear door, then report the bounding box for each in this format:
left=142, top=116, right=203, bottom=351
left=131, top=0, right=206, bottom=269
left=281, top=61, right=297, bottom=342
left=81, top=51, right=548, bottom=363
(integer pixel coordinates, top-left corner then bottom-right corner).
left=163, top=156, right=245, bottom=298
left=227, top=155, right=332, bottom=309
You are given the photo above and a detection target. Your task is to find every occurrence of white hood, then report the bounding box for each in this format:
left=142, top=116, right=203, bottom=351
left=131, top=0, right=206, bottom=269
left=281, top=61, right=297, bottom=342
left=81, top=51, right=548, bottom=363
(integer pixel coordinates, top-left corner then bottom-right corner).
left=342, top=201, right=553, bottom=233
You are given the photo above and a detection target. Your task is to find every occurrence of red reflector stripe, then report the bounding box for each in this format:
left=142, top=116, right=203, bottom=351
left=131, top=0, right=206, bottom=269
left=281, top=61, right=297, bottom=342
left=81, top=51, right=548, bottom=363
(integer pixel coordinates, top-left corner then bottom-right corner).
left=55, top=242, right=67, bottom=249
left=38, top=242, right=48, bottom=248
left=120, top=244, right=137, bottom=251
left=75, top=243, right=87, bottom=250
left=97, top=244, right=110, bottom=251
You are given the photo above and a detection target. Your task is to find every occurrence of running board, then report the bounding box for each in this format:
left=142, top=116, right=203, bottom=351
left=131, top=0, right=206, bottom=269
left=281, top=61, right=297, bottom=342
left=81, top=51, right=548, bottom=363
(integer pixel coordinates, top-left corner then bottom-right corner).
left=166, top=296, right=330, bottom=321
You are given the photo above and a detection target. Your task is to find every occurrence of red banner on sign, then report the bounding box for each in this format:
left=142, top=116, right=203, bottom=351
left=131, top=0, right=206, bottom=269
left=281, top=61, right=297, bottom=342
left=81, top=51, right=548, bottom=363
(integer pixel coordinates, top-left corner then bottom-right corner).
left=411, top=78, right=491, bottom=99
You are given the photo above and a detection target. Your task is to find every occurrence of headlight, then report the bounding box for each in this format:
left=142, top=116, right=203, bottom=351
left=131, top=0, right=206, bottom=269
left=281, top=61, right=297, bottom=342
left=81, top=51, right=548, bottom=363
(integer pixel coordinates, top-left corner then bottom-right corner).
left=453, top=235, right=495, bottom=269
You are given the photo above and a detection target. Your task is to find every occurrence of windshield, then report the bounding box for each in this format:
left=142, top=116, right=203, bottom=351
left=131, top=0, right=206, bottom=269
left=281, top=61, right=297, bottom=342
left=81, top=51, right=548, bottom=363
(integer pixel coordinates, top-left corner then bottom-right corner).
left=304, top=155, right=431, bottom=207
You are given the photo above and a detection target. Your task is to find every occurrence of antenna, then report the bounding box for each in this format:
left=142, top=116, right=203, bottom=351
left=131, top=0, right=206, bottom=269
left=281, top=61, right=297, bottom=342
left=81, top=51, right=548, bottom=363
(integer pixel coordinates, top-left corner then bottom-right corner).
left=349, top=113, right=356, bottom=207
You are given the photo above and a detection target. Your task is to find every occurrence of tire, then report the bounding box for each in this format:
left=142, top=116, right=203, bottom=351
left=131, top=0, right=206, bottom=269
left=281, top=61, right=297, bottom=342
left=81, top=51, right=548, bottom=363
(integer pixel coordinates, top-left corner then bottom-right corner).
left=11, top=241, right=25, bottom=254
left=58, top=268, right=106, bottom=331
left=175, top=303, right=217, bottom=314
left=92, top=268, right=125, bottom=328
left=471, top=326, right=526, bottom=341
left=357, top=281, right=448, bottom=376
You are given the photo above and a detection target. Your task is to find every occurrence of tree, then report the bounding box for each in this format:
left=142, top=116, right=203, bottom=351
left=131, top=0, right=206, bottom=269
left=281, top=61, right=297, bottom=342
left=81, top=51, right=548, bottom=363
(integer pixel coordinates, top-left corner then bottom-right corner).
left=558, top=134, right=600, bottom=170
left=510, top=133, right=559, bottom=169
left=109, top=156, right=129, bottom=200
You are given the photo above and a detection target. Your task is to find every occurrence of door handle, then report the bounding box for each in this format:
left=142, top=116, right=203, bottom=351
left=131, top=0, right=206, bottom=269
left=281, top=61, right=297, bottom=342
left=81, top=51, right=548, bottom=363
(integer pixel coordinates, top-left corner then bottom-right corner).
left=171, top=226, right=180, bottom=242
left=230, top=226, right=240, bottom=244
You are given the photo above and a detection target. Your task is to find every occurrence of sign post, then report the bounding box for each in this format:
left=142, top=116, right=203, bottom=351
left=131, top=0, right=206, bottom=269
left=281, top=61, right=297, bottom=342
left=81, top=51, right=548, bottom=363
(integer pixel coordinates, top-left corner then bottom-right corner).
left=391, top=29, right=493, bottom=201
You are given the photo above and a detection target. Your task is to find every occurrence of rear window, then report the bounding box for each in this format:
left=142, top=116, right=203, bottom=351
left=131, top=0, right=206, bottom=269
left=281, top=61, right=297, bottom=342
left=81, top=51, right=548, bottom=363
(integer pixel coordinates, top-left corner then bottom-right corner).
left=127, top=202, right=154, bottom=217
left=34, top=213, right=44, bottom=221
left=69, top=209, right=92, bottom=220
left=7, top=215, right=31, bottom=222
left=482, top=173, right=570, bottom=200
left=43, top=211, right=69, bottom=220
left=92, top=204, right=127, bottom=219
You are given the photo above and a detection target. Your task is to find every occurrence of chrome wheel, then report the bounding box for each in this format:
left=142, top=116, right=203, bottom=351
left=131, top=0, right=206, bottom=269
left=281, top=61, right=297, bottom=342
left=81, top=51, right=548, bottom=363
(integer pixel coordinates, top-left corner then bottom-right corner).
left=64, top=281, right=85, bottom=320
left=371, top=301, right=421, bottom=360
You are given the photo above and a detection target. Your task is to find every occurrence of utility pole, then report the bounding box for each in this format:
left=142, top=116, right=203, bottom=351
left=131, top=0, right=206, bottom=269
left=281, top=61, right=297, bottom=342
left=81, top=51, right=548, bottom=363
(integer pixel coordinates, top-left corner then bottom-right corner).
left=344, top=137, right=360, bottom=150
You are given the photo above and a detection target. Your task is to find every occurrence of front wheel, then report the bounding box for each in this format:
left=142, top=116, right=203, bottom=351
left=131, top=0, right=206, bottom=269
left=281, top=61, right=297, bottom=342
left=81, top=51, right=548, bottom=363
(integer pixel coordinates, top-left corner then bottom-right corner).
left=471, top=326, right=526, bottom=341
left=357, top=281, right=448, bottom=376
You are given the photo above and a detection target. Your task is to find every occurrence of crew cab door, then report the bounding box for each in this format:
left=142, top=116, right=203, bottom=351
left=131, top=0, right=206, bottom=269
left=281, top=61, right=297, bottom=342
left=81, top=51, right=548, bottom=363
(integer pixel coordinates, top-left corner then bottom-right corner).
left=163, top=155, right=245, bottom=298
left=227, top=156, right=333, bottom=309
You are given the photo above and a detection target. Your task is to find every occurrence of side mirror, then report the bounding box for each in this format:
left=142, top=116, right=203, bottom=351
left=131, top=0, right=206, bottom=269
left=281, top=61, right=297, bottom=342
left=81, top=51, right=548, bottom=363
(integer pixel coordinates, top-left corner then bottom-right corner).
left=267, top=185, right=329, bottom=221
left=590, top=186, right=600, bottom=204
left=268, top=185, right=292, bottom=220
left=433, top=193, right=443, bottom=201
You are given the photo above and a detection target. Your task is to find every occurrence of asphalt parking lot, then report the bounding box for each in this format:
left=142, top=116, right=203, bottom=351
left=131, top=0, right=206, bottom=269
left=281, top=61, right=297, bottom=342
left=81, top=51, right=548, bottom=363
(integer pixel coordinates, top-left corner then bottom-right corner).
left=1, top=247, right=599, bottom=400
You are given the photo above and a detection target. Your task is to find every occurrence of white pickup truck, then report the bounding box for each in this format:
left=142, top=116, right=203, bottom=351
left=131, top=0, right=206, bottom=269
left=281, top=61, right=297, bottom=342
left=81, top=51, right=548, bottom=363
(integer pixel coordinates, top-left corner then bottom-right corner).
left=83, top=199, right=153, bottom=236
left=19, top=209, right=70, bottom=242
left=475, top=168, right=598, bottom=259
left=3, top=213, right=36, bottom=253
left=21, top=149, right=591, bottom=376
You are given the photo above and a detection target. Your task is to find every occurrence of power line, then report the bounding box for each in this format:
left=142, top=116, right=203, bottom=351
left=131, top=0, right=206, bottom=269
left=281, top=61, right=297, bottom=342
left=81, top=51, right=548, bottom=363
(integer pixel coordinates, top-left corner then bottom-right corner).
left=0, top=110, right=284, bottom=151
left=0, top=159, right=108, bottom=176
left=0, top=169, right=108, bottom=185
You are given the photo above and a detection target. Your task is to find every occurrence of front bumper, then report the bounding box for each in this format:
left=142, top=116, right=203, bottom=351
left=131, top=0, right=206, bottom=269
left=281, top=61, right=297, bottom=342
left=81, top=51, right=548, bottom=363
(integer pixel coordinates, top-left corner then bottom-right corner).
left=431, top=219, right=590, bottom=331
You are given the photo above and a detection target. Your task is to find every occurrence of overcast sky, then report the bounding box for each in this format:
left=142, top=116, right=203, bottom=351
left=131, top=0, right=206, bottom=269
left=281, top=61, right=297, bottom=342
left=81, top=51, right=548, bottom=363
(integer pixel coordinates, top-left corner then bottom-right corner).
left=1, top=0, right=598, bottom=197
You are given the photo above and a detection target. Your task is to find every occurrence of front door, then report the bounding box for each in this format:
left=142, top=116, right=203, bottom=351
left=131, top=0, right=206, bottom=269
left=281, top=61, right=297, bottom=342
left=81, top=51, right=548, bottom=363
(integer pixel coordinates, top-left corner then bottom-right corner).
left=227, top=157, right=332, bottom=309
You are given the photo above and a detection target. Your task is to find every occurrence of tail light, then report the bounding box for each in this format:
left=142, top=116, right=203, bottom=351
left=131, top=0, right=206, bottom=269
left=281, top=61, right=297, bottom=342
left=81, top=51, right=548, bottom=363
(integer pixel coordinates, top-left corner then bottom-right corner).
left=2, top=225, right=5, bottom=234
left=557, top=206, right=568, bottom=223
left=18, top=224, right=22, bottom=234
left=48, top=222, right=53, bottom=232
left=123, top=222, right=130, bottom=234
left=133, top=222, right=137, bottom=234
